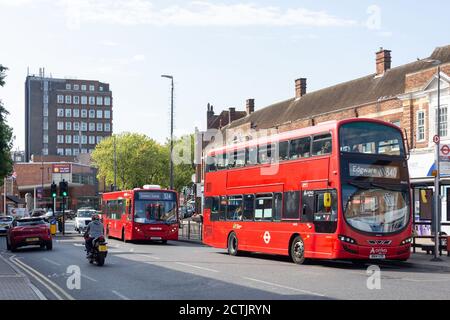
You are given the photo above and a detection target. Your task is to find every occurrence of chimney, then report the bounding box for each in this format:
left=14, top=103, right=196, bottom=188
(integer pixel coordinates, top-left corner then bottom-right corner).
left=376, top=47, right=391, bottom=75
left=206, top=103, right=215, bottom=129
left=246, top=99, right=255, bottom=115
left=295, top=78, right=307, bottom=99
left=228, top=107, right=236, bottom=124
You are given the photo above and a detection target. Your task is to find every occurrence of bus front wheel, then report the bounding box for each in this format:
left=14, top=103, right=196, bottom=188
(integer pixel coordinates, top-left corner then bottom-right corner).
left=290, top=236, right=306, bottom=265
left=227, top=233, right=239, bottom=256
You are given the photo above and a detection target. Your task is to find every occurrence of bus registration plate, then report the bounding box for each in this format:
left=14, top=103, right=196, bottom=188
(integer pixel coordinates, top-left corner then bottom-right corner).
left=151, top=237, right=162, bottom=240
left=369, top=254, right=386, bottom=260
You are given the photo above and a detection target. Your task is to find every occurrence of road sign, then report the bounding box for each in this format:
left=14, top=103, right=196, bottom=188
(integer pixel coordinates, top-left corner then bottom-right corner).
left=441, top=144, right=450, bottom=156
left=36, top=187, right=43, bottom=199
left=433, top=135, right=440, bottom=144
left=52, top=164, right=71, bottom=174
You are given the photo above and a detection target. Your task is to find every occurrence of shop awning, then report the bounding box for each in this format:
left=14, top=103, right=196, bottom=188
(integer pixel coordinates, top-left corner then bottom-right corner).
left=6, top=195, right=25, bottom=204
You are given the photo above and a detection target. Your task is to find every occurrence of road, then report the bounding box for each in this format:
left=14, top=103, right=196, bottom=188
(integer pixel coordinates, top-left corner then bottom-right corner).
left=1, top=220, right=450, bottom=300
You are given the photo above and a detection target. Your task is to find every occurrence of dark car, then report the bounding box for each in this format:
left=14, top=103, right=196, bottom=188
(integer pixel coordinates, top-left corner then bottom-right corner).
left=6, top=217, right=53, bottom=252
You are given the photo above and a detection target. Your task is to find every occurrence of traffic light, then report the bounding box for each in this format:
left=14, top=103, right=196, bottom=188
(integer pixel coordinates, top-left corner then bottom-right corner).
left=59, top=180, right=68, bottom=197
left=51, top=182, right=57, bottom=198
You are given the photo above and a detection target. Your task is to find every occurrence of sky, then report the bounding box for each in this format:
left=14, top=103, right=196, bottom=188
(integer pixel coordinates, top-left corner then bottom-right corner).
left=0, top=0, right=449, bottom=150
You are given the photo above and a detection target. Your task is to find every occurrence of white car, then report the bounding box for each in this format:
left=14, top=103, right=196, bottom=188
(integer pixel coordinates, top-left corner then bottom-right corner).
left=0, top=216, right=13, bottom=235
left=74, top=209, right=96, bottom=234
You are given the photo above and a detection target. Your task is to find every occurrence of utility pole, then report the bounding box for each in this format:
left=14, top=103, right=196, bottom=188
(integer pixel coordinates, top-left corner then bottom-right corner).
left=161, top=75, right=174, bottom=190
left=113, top=135, right=117, bottom=191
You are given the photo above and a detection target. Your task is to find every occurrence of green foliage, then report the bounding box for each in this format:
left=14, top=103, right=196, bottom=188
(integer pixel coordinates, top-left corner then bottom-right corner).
left=0, top=65, right=13, bottom=181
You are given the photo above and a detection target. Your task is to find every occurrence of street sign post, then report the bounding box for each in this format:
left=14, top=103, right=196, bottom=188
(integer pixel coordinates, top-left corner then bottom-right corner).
left=439, top=144, right=450, bottom=176
left=434, top=135, right=441, bottom=144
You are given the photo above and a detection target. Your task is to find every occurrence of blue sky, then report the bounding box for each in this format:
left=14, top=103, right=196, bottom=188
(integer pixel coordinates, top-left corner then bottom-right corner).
left=0, top=0, right=449, bottom=150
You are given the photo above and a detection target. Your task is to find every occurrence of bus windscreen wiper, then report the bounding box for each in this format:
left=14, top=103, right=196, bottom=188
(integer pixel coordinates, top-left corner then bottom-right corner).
left=370, top=182, right=404, bottom=191
left=347, top=181, right=370, bottom=190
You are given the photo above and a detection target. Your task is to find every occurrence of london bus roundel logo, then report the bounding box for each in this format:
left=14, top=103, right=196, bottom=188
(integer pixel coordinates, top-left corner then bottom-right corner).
left=263, top=231, right=271, bottom=244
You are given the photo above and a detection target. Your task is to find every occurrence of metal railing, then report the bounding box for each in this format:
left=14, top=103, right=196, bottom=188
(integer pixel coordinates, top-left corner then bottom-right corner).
left=179, top=219, right=203, bottom=242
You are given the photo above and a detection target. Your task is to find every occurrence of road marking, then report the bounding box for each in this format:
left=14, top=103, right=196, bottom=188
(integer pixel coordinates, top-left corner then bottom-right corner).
left=42, top=258, right=62, bottom=266
left=112, top=290, right=130, bottom=300
left=175, top=262, right=219, bottom=273
left=73, top=244, right=84, bottom=247
left=10, top=256, right=75, bottom=300
left=242, top=277, right=325, bottom=297
left=81, top=274, right=98, bottom=282
left=137, top=254, right=161, bottom=260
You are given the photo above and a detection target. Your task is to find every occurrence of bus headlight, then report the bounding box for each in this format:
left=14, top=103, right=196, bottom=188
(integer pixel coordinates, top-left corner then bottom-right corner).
left=338, top=235, right=357, bottom=245
left=401, top=237, right=413, bottom=245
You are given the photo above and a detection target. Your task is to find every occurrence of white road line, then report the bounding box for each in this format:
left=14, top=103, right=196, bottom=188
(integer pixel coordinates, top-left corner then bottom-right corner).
left=137, top=254, right=161, bottom=260
left=42, top=258, right=62, bottom=266
left=73, top=244, right=84, bottom=247
left=111, top=290, right=130, bottom=300
left=176, top=262, right=219, bottom=273
left=243, top=277, right=325, bottom=297
left=81, top=274, right=98, bottom=282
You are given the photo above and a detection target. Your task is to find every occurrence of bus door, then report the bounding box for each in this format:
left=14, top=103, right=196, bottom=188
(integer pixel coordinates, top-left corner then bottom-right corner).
left=301, top=189, right=338, bottom=257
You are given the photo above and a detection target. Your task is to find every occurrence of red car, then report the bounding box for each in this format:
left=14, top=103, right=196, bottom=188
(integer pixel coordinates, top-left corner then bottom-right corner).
left=7, top=217, right=53, bottom=252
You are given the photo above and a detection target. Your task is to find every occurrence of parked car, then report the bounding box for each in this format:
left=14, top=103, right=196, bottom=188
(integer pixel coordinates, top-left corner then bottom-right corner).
left=74, top=209, right=96, bottom=234
left=6, top=217, right=52, bottom=252
left=0, top=216, right=13, bottom=235
left=30, top=208, right=47, bottom=218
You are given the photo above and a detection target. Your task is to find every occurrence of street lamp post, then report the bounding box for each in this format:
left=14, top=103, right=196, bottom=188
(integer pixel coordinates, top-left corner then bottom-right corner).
left=161, top=75, right=174, bottom=190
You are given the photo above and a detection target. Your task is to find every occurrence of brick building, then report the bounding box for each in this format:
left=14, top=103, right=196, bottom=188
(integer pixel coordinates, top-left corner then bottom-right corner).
left=25, top=69, right=113, bottom=161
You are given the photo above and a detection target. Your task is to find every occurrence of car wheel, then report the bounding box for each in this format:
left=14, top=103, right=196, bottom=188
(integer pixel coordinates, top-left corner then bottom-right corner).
left=46, top=241, right=53, bottom=251
left=227, top=232, right=239, bottom=256
left=290, top=236, right=306, bottom=265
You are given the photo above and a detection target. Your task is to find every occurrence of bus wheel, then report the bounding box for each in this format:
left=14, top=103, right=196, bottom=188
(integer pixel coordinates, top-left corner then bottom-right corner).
left=227, top=233, right=239, bottom=256
left=290, top=236, right=306, bottom=264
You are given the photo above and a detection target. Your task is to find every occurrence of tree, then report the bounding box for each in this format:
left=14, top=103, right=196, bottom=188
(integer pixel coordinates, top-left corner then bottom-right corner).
left=91, top=133, right=169, bottom=190
left=169, top=134, right=195, bottom=192
left=0, top=65, right=13, bottom=181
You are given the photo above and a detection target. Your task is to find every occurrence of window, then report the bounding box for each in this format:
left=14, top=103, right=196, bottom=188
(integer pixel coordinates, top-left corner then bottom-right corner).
left=81, top=148, right=87, bottom=154
left=96, top=110, right=103, bottom=118
left=89, top=110, right=95, bottom=118
left=65, top=95, right=72, bottom=104
left=65, top=122, right=72, bottom=131
left=104, top=97, right=111, bottom=106
left=57, top=108, right=64, bottom=117
left=243, top=195, right=255, bottom=221
left=216, top=154, right=226, bottom=170
left=279, top=141, right=289, bottom=161
left=312, top=134, right=332, bottom=156
left=65, top=148, right=72, bottom=156
left=43, top=107, right=48, bottom=117
left=43, top=135, right=48, bottom=143
left=65, top=135, right=72, bottom=144
left=258, top=143, right=275, bottom=164
left=417, top=111, right=425, bottom=141
left=205, top=197, right=220, bottom=221
left=57, top=95, right=64, bottom=103
left=437, top=106, right=448, bottom=137
left=73, top=96, right=79, bottom=104
left=283, top=191, right=300, bottom=220
left=246, top=146, right=258, bottom=165
left=227, top=196, right=243, bottom=221
left=81, top=96, right=87, bottom=105
left=43, top=119, right=48, bottom=130
left=105, top=123, right=111, bottom=132
left=99, top=86, right=104, bottom=92
left=219, top=196, right=227, bottom=221
left=96, top=136, right=103, bottom=144
left=255, top=194, right=273, bottom=220
left=43, top=148, right=48, bottom=156
left=289, top=137, right=311, bottom=159
left=80, top=122, right=87, bottom=132
left=57, top=122, right=64, bottom=130
left=96, top=96, right=103, bottom=106
left=74, top=84, right=79, bottom=90
left=104, top=110, right=111, bottom=118
left=89, top=85, right=95, bottom=91
left=89, top=96, right=95, bottom=105
left=89, top=123, right=95, bottom=132
left=73, top=149, right=80, bottom=156
left=57, top=148, right=64, bottom=155
left=81, top=135, right=87, bottom=144
left=57, top=135, right=64, bottom=144
left=66, top=84, right=71, bottom=90
left=81, top=84, right=87, bottom=91
left=273, top=193, right=283, bottom=221
left=65, top=109, right=72, bottom=117
left=89, top=136, right=95, bottom=144
left=81, top=109, right=87, bottom=118
left=73, top=122, right=80, bottom=130
left=73, top=135, right=80, bottom=144
left=96, top=123, right=103, bottom=132
left=73, top=109, right=80, bottom=117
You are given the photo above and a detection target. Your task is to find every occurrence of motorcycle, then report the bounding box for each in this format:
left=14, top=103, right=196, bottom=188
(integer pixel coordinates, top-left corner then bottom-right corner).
left=86, top=236, right=108, bottom=266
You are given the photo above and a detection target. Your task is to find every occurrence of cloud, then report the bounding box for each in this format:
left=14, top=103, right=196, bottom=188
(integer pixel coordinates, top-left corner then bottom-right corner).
left=57, top=0, right=357, bottom=28
left=133, top=54, right=145, bottom=61
left=0, top=0, right=35, bottom=6
left=100, top=40, right=119, bottom=47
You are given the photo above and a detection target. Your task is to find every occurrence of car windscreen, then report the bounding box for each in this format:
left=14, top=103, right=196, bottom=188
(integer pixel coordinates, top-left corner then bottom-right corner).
left=78, top=211, right=94, bottom=218
left=16, top=219, right=46, bottom=226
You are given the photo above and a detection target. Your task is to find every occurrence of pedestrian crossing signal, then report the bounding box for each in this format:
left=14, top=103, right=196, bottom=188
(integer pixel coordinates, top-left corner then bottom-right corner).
left=51, top=182, right=57, bottom=198
left=59, top=180, right=69, bottom=197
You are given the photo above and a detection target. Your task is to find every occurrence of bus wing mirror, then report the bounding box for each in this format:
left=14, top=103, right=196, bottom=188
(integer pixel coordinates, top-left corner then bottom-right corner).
left=323, top=192, right=332, bottom=209
left=420, top=190, right=428, bottom=204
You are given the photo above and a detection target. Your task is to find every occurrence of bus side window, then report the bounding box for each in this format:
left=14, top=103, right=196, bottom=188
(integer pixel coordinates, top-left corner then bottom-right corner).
left=206, top=155, right=217, bottom=172
left=243, top=195, right=254, bottom=221
left=255, top=194, right=273, bottom=221
left=302, top=191, right=315, bottom=222
left=273, top=193, right=283, bottom=221
left=290, top=137, right=311, bottom=159
left=283, top=191, right=300, bottom=220
left=227, top=196, right=243, bottom=221
left=312, top=134, right=332, bottom=156
left=279, top=141, right=289, bottom=161
left=314, top=191, right=338, bottom=222
left=219, top=196, right=227, bottom=221
left=247, top=147, right=258, bottom=166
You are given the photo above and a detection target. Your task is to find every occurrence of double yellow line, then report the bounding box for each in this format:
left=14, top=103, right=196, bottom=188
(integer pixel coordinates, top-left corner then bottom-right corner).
left=9, top=256, right=74, bottom=300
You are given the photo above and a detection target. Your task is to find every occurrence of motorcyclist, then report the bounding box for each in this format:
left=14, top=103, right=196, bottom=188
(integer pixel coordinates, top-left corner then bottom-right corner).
left=83, top=214, right=104, bottom=258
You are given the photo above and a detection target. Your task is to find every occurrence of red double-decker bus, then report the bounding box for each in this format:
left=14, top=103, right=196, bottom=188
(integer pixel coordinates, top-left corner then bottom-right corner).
left=202, top=119, right=413, bottom=264
left=101, top=185, right=179, bottom=243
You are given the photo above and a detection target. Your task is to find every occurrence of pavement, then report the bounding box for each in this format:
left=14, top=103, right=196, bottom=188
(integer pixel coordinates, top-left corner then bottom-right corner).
left=1, top=220, right=450, bottom=300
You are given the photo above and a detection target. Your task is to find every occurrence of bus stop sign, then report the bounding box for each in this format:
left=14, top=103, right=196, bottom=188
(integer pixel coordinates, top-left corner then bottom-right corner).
left=434, top=135, right=440, bottom=144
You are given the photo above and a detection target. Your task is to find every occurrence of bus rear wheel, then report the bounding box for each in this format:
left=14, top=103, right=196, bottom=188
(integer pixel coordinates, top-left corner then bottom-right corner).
left=227, top=233, right=239, bottom=256
left=290, top=236, right=306, bottom=264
